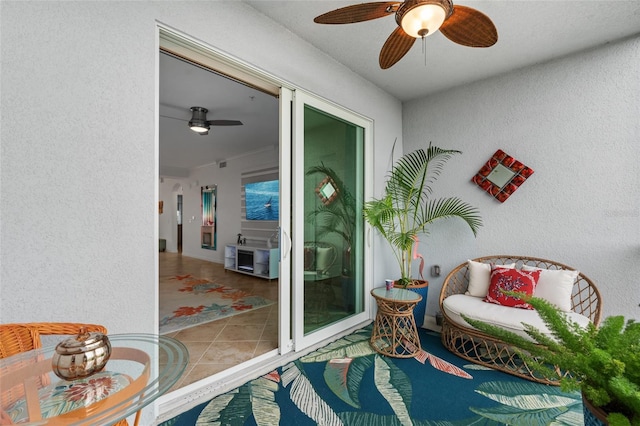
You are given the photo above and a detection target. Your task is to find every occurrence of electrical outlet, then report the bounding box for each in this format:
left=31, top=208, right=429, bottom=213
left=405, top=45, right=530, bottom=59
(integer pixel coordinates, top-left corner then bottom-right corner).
left=431, top=265, right=440, bottom=277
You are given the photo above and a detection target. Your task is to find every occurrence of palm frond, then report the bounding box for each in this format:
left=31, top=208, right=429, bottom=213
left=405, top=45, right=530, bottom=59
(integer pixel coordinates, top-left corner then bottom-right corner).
left=363, top=143, right=482, bottom=283
left=421, top=198, right=483, bottom=236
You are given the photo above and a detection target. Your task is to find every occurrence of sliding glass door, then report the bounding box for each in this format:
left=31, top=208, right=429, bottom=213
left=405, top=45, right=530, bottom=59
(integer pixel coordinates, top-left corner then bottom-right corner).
left=292, top=91, right=372, bottom=350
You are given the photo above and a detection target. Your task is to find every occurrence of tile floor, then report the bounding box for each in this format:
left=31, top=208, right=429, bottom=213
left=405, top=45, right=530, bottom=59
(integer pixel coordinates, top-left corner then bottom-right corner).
left=160, top=252, right=278, bottom=392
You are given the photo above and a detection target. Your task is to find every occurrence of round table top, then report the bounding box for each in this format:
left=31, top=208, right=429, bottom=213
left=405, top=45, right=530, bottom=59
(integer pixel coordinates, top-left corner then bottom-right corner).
left=371, top=286, right=422, bottom=302
left=0, top=333, right=188, bottom=425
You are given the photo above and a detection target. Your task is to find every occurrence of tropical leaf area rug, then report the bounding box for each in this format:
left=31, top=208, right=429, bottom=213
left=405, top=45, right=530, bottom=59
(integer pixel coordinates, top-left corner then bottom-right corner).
left=160, top=325, right=584, bottom=425
left=159, top=275, right=275, bottom=335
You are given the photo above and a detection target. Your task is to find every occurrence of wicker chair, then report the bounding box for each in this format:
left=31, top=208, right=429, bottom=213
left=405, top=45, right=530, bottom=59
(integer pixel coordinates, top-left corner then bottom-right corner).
left=0, top=322, right=129, bottom=425
left=438, top=256, right=602, bottom=384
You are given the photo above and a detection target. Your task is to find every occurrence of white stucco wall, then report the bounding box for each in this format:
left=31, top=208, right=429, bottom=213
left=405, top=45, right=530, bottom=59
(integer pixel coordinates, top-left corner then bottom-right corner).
left=0, top=2, right=402, bottom=331
left=402, top=36, right=640, bottom=320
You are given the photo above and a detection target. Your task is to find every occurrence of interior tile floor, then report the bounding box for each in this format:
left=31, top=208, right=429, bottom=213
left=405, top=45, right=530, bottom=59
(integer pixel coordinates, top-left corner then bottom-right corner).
left=160, top=252, right=278, bottom=392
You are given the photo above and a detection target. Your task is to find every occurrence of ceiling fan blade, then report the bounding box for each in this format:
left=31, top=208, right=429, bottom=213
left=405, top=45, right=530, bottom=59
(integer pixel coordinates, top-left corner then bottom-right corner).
left=439, top=5, right=497, bottom=47
left=160, top=114, right=186, bottom=122
left=314, top=2, right=399, bottom=24
left=379, top=26, right=416, bottom=69
left=207, top=120, right=243, bottom=126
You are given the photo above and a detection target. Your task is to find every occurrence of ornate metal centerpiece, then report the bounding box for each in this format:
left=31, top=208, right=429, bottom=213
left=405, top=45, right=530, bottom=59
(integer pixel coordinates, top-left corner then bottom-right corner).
left=52, top=327, right=111, bottom=380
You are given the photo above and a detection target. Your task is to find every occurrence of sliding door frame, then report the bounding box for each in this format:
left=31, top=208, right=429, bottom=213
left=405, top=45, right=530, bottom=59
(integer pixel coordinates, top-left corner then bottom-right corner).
left=291, top=90, right=373, bottom=351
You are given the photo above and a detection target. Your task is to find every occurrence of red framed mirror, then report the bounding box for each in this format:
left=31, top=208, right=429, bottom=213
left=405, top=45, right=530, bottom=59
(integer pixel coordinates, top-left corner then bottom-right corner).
left=472, top=150, right=534, bottom=203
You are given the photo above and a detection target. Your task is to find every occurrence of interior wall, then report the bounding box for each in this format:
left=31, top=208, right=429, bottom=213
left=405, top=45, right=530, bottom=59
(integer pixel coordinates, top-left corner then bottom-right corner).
left=180, top=149, right=279, bottom=263
left=402, top=35, right=640, bottom=320
left=0, top=2, right=402, bottom=331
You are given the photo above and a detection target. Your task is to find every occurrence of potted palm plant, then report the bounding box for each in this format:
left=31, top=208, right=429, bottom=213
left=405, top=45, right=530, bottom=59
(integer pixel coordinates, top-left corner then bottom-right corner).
left=363, top=143, right=482, bottom=325
left=464, top=294, right=640, bottom=426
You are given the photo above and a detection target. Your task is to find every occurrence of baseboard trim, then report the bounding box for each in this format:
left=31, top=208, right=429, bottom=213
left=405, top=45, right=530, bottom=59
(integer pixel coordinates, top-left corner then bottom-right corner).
left=421, top=315, right=442, bottom=333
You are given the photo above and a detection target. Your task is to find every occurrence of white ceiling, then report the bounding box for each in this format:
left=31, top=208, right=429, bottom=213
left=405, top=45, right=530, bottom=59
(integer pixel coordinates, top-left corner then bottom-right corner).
left=159, top=1, right=640, bottom=175
left=159, top=53, right=279, bottom=177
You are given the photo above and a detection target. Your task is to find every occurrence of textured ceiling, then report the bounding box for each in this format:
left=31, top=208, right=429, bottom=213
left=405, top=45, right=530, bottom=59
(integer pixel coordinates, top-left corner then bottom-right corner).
left=159, top=1, right=640, bottom=175
left=246, top=0, right=640, bottom=101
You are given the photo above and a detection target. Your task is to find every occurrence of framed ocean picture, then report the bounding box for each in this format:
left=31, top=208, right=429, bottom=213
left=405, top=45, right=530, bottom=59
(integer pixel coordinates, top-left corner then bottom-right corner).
left=245, top=179, right=279, bottom=220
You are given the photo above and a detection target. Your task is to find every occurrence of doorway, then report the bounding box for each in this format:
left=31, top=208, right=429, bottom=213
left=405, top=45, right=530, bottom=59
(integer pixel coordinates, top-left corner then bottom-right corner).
left=158, top=26, right=372, bottom=396
left=177, top=194, right=182, bottom=253
left=158, top=36, right=282, bottom=393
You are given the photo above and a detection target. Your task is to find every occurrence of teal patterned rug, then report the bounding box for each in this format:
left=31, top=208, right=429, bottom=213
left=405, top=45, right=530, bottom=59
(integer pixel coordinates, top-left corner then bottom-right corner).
left=161, top=325, right=583, bottom=425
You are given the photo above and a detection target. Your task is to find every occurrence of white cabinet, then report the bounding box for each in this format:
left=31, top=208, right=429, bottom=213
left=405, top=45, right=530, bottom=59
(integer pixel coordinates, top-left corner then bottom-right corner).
left=224, top=244, right=279, bottom=280
left=224, top=245, right=237, bottom=270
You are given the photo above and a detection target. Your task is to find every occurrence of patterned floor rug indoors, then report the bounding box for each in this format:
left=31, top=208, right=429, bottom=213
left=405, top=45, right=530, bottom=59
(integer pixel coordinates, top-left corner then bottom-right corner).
left=160, top=325, right=584, bottom=425
left=159, top=274, right=275, bottom=335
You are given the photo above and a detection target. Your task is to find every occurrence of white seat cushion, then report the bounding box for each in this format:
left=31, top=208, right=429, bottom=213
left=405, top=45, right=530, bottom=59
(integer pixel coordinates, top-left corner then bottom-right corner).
left=442, top=294, right=591, bottom=341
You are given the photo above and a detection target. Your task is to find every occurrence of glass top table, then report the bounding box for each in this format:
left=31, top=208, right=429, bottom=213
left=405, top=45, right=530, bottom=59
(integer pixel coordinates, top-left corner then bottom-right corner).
left=0, top=333, right=188, bottom=425
left=370, top=286, right=422, bottom=302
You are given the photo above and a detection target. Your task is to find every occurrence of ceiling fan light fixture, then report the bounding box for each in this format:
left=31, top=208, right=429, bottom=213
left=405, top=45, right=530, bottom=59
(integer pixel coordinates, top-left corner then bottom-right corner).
left=189, top=106, right=210, bottom=134
left=398, top=0, right=450, bottom=38
left=189, top=123, right=209, bottom=133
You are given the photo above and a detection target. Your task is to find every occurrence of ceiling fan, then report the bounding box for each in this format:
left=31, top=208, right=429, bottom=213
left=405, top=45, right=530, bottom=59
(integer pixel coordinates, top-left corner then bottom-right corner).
left=186, top=107, right=243, bottom=136
left=160, top=106, right=243, bottom=136
left=314, top=0, right=497, bottom=69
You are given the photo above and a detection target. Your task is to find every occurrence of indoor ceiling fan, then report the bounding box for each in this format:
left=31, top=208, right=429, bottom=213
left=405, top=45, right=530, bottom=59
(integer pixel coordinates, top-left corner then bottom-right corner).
left=160, top=106, right=243, bottom=136
left=314, top=0, right=497, bottom=69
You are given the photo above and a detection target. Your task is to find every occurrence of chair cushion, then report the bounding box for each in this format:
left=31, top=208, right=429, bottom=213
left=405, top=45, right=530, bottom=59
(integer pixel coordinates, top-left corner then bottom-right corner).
left=443, top=294, right=591, bottom=341
left=484, top=266, right=540, bottom=309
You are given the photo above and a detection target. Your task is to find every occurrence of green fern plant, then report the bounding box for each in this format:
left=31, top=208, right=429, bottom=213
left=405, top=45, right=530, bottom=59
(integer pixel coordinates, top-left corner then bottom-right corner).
left=463, top=293, right=640, bottom=426
left=362, top=143, right=482, bottom=287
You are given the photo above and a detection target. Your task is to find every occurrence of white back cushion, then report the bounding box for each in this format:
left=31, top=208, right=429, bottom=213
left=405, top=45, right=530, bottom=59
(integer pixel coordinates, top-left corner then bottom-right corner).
left=522, top=265, right=578, bottom=312
left=466, top=260, right=516, bottom=297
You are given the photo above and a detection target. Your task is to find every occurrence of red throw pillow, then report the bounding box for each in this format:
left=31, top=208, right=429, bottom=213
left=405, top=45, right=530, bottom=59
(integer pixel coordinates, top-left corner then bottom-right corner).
left=484, top=266, right=541, bottom=309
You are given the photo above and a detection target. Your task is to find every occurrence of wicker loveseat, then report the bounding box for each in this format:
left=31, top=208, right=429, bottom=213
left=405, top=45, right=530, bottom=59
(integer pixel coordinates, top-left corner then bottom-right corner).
left=438, top=255, right=602, bottom=384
